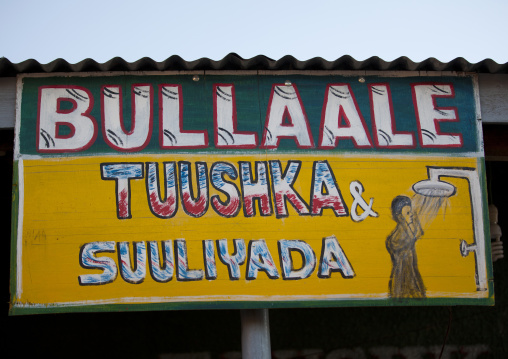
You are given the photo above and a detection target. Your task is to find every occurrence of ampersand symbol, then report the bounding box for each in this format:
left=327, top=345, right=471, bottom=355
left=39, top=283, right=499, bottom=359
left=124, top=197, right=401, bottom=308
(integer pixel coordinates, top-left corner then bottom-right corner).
left=350, top=180, right=378, bottom=222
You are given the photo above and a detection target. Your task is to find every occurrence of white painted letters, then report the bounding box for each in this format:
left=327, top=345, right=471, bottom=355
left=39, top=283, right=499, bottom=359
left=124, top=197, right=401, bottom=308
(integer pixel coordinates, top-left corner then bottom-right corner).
left=261, top=84, right=314, bottom=148
left=319, top=84, right=372, bottom=149
left=159, top=85, right=208, bottom=148
left=214, top=84, right=258, bottom=148
left=412, top=83, right=462, bottom=147
left=37, top=86, right=97, bottom=152
left=102, top=85, right=153, bottom=151
left=369, top=84, right=414, bottom=148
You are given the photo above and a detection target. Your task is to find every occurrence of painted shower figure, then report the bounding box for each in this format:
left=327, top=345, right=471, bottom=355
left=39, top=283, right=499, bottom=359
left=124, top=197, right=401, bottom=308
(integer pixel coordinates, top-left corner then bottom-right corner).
left=386, top=196, right=426, bottom=298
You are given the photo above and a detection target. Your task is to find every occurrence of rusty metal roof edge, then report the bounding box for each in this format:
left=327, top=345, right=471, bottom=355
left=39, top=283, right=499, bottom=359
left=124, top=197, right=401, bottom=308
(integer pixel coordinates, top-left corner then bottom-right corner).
left=1, top=53, right=507, bottom=76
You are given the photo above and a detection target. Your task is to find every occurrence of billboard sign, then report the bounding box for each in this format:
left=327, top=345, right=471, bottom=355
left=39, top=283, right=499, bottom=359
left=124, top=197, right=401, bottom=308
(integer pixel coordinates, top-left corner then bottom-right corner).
left=10, top=72, right=493, bottom=314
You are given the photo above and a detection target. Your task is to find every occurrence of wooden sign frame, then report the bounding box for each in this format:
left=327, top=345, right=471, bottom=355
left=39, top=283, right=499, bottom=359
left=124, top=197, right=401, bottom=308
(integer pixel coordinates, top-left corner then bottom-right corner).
left=10, top=71, right=494, bottom=314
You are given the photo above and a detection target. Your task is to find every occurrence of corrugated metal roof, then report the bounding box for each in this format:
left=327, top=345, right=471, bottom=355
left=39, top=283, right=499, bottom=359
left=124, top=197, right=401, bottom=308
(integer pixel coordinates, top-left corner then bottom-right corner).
left=1, top=53, right=507, bottom=76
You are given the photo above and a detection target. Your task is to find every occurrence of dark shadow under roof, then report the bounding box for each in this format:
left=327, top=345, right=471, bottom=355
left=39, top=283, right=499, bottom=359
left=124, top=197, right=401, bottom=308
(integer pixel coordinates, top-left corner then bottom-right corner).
left=1, top=53, right=508, bottom=77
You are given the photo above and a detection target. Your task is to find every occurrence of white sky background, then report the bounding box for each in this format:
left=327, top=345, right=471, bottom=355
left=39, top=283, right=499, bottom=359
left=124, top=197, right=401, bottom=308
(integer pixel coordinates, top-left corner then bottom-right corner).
left=0, top=0, right=507, bottom=64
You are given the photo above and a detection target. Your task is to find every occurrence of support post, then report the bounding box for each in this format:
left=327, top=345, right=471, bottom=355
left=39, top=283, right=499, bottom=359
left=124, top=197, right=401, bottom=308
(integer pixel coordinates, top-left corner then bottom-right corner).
left=241, top=309, right=271, bottom=359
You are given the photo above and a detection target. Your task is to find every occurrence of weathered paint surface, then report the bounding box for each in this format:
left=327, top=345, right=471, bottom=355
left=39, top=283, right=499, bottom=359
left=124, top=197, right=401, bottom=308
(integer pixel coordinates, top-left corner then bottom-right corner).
left=10, top=73, right=493, bottom=314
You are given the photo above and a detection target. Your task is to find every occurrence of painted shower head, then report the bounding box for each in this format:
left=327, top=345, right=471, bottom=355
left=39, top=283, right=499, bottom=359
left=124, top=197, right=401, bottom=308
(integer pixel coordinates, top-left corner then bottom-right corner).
left=412, top=166, right=488, bottom=291
left=412, top=179, right=456, bottom=198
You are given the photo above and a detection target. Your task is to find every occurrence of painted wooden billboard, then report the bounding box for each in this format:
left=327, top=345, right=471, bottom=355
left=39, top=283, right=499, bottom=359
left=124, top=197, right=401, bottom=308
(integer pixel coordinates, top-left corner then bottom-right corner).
left=10, top=72, right=494, bottom=314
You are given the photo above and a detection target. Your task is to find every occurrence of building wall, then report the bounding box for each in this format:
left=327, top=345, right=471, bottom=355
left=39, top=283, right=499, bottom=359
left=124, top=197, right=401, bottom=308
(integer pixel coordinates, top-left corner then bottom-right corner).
left=3, top=71, right=507, bottom=357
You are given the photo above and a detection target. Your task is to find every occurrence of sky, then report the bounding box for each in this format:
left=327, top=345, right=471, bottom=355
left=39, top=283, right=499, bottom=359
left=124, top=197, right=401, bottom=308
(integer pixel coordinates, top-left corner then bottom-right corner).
left=1, top=0, right=507, bottom=64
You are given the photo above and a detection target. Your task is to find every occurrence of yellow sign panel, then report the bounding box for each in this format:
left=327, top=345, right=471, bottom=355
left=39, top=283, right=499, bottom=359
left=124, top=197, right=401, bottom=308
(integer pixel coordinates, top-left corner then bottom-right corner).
left=14, top=154, right=487, bottom=308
